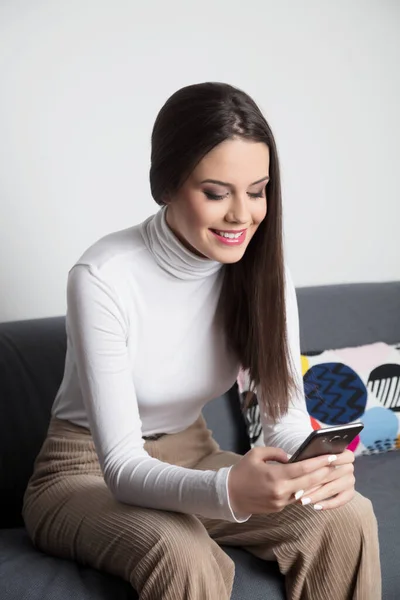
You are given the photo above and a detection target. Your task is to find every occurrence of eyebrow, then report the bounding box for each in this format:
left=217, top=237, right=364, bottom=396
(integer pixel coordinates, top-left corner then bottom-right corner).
left=200, top=176, right=270, bottom=187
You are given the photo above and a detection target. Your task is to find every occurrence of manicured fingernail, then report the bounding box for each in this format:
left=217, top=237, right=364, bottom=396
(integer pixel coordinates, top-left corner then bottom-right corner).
left=328, top=455, right=337, bottom=463
left=287, top=453, right=293, bottom=460
left=313, top=504, right=323, bottom=510
left=294, top=489, right=304, bottom=500
left=301, top=497, right=311, bottom=506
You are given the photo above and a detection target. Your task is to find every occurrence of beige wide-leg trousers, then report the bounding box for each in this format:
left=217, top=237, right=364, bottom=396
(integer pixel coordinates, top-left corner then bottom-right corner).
left=22, top=415, right=381, bottom=600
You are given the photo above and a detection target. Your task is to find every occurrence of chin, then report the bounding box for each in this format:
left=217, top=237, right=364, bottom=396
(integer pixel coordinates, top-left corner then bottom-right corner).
left=211, top=248, right=247, bottom=264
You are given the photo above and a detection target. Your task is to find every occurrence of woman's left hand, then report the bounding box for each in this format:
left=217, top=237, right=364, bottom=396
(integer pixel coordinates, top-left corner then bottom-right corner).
left=296, top=449, right=356, bottom=510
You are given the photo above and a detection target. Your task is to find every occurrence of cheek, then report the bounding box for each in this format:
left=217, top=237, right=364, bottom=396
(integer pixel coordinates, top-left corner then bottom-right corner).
left=252, top=200, right=268, bottom=224
left=176, top=197, right=205, bottom=231
left=188, top=202, right=218, bottom=231
left=188, top=208, right=212, bottom=233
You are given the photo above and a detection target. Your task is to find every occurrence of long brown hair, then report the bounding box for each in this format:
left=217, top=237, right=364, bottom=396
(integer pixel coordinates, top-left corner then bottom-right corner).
left=149, top=82, right=297, bottom=421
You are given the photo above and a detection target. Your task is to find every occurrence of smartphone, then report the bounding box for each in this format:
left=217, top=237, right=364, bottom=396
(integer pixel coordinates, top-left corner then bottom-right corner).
left=288, top=423, right=364, bottom=463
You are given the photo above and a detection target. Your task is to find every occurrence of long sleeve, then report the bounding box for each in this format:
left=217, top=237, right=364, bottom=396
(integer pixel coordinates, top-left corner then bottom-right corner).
left=258, top=268, right=313, bottom=455
left=66, top=264, right=245, bottom=522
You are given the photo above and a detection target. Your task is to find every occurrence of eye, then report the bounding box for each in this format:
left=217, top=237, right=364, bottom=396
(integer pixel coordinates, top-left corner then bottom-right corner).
left=204, top=191, right=227, bottom=201
left=204, top=190, right=265, bottom=200
left=248, top=191, right=265, bottom=199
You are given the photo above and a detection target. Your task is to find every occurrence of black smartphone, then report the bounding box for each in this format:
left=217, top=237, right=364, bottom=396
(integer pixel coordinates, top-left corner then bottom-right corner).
left=288, top=423, right=364, bottom=463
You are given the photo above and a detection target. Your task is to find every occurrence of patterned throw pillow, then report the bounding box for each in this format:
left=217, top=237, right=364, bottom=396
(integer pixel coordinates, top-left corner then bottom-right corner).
left=238, top=342, right=400, bottom=456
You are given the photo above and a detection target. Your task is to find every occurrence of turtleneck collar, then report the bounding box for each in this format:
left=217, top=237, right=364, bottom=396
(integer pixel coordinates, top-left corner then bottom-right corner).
left=141, top=207, right=223, bottom=281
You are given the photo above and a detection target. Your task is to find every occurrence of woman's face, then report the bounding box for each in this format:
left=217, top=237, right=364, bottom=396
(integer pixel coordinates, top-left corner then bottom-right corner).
left=165, top=138, right=269, bottom=264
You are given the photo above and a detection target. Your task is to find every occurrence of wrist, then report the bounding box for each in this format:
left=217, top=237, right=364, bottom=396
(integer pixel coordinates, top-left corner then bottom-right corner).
left=226, top=465, right=251, bottom=522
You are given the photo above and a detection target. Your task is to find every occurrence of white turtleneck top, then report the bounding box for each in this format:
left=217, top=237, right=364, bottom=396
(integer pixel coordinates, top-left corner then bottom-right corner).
left=52, top=207, right=312, bottom=522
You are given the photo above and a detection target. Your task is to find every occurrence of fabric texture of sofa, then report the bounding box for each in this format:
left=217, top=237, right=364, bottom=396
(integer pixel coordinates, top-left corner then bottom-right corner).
left=1, top=281, right=399, bottom=599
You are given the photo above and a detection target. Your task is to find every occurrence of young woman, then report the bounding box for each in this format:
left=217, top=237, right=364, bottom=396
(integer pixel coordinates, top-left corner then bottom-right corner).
left=23, top=82, right=381, bottom=600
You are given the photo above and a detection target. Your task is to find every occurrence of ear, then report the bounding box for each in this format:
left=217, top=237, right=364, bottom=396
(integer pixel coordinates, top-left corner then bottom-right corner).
left=161, top=192, right=171, bottom=206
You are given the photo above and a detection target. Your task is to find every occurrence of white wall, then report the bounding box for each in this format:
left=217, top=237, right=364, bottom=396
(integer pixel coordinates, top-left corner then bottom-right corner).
left=1, top=0, right=399, bottom=322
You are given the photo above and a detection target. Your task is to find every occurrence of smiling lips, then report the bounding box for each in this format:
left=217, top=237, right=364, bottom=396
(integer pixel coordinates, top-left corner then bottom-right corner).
left=210, top=228, right=247, bottom=246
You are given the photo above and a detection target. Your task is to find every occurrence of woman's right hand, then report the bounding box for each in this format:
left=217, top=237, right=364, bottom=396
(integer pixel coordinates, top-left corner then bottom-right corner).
left=228, top=446, right=337, bottom=516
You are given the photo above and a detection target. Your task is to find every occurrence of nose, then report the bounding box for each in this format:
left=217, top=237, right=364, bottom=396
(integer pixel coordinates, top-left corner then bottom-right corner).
left=224, top=194, right=251, bottom=225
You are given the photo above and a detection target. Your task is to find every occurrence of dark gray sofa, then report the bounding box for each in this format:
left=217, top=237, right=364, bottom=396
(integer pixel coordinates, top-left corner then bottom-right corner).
left=1, top=282, right=399, bottom=599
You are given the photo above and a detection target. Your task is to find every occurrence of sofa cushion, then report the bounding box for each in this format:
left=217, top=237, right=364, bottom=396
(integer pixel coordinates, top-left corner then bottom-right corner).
left=296, top=281, right=400, bottom=352
left=0, top=529, right=286, bottom=600
left=353, top=451, right=400, bottom=600
left=0, top=528, right=136, bottom=600
left=0, top=318, right=67, bottom=528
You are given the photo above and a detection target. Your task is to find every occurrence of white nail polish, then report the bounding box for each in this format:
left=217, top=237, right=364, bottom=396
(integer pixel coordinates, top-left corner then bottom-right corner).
left=328, top=455, right=337, bottom=463
left=294, top=489, right=304, bottom=500
left=314, top=504, right=323, bottom=510
left=301, top=497, right=311, bottom=506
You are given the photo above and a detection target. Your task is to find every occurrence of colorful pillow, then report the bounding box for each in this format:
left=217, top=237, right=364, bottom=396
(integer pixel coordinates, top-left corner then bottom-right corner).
left=238, top=342, right=400, bottom=456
